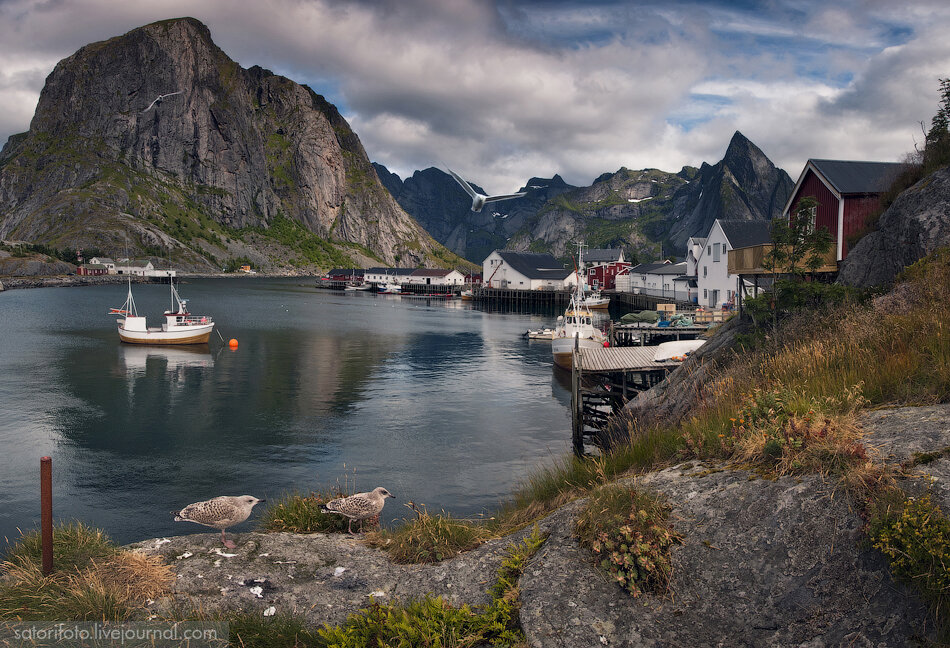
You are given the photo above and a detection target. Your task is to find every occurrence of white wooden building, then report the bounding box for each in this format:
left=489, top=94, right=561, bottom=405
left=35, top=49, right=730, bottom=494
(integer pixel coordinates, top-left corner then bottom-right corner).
left=695, top=220, right=771, bottom=308
left=618, top=261, right=688, bottom=299
left=482, top=251, right=573, bottom=289
left=405, top=268, right=466, bottom=286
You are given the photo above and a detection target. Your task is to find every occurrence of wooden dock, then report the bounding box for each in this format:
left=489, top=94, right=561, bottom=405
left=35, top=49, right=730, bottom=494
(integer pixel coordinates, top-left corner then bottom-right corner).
left=570, top=343, right=683, bottom=455
left=610, top=322, right=709, bottom=346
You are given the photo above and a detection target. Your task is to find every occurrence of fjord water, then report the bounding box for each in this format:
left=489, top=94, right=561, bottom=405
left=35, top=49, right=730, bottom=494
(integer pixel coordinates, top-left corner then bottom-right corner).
left=0, top=278, right=571, bottom=548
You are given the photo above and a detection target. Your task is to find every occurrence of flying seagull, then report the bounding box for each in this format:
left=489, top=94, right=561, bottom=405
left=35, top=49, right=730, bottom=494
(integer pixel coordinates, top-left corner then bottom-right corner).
left=142, top=91, right=183, bottom=113
left=320, top=487, right=394, bottom=534
left=446, top=168, right=527, bottom=212
left=174, top=495, right=264, bottom=549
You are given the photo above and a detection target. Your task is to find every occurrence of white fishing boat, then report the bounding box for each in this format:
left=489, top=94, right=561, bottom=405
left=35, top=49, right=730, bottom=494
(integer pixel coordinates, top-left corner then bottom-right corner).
left=581, top=291, right=610, bottom=310
left=378, top=280, right=402, bottom=294
left=551, top=243, right=606, bottom=369
left=523, top=327, right=556, bottom=340
left=653, top=339, right=705, bottom=362
left=110, top=277, right=214, bottom=345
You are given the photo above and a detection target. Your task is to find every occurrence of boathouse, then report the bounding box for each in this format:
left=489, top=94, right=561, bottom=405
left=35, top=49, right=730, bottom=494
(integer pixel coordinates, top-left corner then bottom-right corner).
left=364, top=267, right=415, bottom=285
left=481, top=251, right=572, bottom=289
left=783, top=159, right=904, bottom=261
left=618, top=261, right=689, bottom=300
left=77, top=263, right=108, bottom=276
left=88, top=257, right=116, bottom=273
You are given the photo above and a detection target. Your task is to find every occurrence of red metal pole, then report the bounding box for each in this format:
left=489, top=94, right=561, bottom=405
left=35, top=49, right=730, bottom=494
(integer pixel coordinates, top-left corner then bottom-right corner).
left=40, top=456, right=53, bottom=576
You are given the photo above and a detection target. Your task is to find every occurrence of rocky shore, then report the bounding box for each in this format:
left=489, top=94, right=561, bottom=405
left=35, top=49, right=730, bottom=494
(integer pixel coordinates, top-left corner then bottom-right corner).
left=128, top=403, right=948, bottom=646
left=0, top=272, right=314, bottom=291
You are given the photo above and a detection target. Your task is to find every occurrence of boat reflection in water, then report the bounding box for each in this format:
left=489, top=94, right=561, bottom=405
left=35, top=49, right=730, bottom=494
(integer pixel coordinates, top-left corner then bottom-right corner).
left=119, top=344, right=214, bottom=377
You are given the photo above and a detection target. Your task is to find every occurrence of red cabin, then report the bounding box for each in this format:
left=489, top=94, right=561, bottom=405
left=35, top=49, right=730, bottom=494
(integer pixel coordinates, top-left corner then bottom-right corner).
left=784, top=159, right=904, bottom=261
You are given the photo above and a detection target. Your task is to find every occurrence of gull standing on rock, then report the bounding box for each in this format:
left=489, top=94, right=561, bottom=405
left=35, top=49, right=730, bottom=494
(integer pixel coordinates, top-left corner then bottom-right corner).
left=174, top=495, right=264, bottom=549
left=142, top=91, right=183, bottom=113
left=321, top=487, right=395, bottom=534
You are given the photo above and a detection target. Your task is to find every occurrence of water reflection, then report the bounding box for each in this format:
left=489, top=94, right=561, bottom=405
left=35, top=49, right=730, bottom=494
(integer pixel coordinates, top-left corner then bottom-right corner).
left=119, top=345, right=214, bottom=375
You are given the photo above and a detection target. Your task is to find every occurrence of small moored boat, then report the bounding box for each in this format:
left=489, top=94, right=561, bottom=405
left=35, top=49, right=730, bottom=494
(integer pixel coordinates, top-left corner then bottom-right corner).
left=111, top=277, right=214, bottom=345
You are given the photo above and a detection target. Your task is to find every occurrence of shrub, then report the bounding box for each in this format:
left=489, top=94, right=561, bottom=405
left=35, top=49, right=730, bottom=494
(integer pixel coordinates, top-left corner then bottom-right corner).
left=366, top=503, right=492, bottom=564
left=258, top=489, right=356, bottom=535
left=574, top=485, right=681, bottom=597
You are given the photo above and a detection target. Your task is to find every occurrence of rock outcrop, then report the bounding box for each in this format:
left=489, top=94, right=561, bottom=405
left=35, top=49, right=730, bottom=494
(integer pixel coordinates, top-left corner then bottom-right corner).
left=0, top=18, right=455, bottom=271
left=838, top=165, right=950, bottom=288
left=130, top=404, right=946, bottom=644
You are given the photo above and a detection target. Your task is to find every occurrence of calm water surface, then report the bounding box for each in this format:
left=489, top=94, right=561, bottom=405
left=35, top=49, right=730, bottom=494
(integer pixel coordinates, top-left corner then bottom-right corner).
left=0, top=278, right=573, bottom=547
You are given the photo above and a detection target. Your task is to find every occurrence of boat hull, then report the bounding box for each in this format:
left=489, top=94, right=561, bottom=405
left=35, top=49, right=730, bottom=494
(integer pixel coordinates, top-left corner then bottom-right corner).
left=118, top=324, right=214, bottom=345
left=551, top=335, right=606, bottom=370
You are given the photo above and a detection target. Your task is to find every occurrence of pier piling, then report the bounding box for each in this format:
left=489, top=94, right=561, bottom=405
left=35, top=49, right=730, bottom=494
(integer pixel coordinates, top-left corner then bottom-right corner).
left=40, top=456, right=53, bottom=575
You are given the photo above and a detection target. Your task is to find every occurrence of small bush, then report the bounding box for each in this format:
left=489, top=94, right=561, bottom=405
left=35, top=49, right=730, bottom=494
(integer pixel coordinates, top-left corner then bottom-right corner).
left=869, top=493, right=950, bottom=620
left=574, top=485, right=681, bottom=597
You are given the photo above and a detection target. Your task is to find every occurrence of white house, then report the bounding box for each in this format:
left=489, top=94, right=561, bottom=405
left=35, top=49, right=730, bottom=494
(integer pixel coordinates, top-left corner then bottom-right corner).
left=482, top=251, right=572, bottom=290
left=696, top=220, right=772, bottom=308
left=364, top=267, right=415, bottom=285
left=114, top=259, right=174, bottom=277
left=405, top=268, right=466, bottom=286
left=89, top=257, right=116, bottom=273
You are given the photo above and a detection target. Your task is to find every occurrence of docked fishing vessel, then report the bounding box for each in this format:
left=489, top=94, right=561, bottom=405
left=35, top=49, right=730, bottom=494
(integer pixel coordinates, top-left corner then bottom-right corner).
left=551, top=243, right=607, bottom=369
left=580, top=291, right=610, bottom=310
left=378, top=280, right=402, bottom=294
left=110, top=277, right=214, bottom=345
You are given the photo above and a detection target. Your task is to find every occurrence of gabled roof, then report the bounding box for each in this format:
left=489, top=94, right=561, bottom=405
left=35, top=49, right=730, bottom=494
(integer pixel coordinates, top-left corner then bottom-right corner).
left=584, top=249, right=622, bottom=263
left=687, top=237, right=706, bottom=247
left=629, top=261, right=681, bottom=275
left=366, top=267, right=415, bottom=276
left=716, top=220, right=773, bottom=249
left=90, top=257, right=114, bottom=263
left=328, top=268, right=364, bottom=277
left=808, top=159, right=904, bottom=195
left=496, top=251, right=571, bottom=280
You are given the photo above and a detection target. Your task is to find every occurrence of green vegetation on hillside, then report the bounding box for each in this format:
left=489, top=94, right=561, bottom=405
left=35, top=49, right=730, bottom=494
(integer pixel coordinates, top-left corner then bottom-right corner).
left=239, top=214, right=354, bottom=268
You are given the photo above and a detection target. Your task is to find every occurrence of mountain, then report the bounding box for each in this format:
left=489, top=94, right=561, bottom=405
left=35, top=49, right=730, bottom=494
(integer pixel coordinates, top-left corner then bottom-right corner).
left=378, top=132, right=792, bottom=264
left=373, top=164, right=575, bottom=264
left=0, top=18, right=465, bottom=272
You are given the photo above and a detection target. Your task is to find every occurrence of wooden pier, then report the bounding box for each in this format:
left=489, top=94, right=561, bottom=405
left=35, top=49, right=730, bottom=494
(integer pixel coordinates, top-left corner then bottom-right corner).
left=607, top=290, right=694, bottom=312
left=473, top=287, right=571, bottom=308
left=609, top=322, right=709, bottom=347
left=570, top=344, right=680, bottom=455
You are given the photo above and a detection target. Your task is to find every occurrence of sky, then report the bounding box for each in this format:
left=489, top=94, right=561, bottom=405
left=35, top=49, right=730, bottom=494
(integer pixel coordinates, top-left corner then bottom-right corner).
left=1, top=0, right=949, bottom=193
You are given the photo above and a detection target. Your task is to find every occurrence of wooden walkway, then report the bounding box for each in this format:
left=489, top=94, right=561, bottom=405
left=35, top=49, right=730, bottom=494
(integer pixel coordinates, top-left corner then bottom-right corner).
left=576, top=346, right=678, bottom=373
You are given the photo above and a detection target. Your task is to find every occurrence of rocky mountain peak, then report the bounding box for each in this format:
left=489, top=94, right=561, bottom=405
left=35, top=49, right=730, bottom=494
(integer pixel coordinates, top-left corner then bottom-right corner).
left=1, top=18, right=459, bottom=271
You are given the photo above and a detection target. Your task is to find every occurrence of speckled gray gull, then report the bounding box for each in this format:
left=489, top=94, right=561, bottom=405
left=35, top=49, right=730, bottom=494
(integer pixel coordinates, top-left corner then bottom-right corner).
left=174, top=495, right=264, bottom=548
left=320, top=487, right=395, bottom=534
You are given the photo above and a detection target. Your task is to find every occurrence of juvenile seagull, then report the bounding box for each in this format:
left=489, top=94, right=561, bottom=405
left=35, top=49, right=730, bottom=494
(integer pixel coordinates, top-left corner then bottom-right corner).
left=446, top=168, right=526, bottom=212
left=321, top=487, right=394, bottom=534
left=174, top=495, right=264, bottom=549
left=142, top=91, right=183, bottom=113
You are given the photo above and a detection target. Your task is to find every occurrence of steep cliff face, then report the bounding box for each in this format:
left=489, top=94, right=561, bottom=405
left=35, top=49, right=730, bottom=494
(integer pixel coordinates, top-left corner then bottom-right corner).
left=838, top=165, right=950, bottom=288
left=374, top=164, right=574, bottom=263
left=0, top=18, right=456, bottom=270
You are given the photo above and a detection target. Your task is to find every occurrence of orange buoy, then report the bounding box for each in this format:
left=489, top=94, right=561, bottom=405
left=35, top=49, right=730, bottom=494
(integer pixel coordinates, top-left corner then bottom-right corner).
left=229, top=338, right=239, bottom=349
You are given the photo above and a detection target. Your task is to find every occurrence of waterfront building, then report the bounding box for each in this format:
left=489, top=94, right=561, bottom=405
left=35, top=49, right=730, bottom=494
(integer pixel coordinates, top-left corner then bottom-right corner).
left=406, top=268, right=465, bottom=287
left=481, top=251, right=573, bottom=290
left=88, top=257, right=116, bottom=273
left=77, top=263, right=109, bottom=276
left=583, top=248, right=629, bottom=290
left=696, top=219, right=772, bottom=308
left=784, top=159, right=904, bottom=261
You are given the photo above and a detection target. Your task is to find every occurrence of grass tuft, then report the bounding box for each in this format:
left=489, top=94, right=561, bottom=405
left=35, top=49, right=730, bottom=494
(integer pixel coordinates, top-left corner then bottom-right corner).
left=366, top=503, right=493, bottom=564
left=258, top=489, right=356, bottom=535
left=0, top=523, right=172, bottom=622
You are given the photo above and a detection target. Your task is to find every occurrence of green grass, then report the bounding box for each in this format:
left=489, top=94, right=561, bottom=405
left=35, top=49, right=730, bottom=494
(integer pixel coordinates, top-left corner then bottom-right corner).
left=257, top=489, right=356, bottom=535
left=366, top=504, right=493, bottom=564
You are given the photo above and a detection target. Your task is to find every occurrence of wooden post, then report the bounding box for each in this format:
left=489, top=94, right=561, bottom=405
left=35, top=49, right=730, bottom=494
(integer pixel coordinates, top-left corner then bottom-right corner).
left=40, top=456, right=53, bottom=576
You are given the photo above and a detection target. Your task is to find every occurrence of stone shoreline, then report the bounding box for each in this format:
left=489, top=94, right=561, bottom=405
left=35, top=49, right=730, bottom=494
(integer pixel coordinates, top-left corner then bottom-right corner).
left=127, top=404, right=950, bottom=646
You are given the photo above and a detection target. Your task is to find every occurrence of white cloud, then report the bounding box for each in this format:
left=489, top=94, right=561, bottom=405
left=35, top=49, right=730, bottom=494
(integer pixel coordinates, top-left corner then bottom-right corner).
left=0, top=0, right=948, bottom=190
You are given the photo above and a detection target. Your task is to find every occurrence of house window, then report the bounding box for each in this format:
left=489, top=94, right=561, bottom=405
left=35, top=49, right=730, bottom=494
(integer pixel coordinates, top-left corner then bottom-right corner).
left=713, top=245, right=720, bottom=262
left=703, top=266, right=707, bottom=277
left=703, top=289, right=708, bottom=298
left=707, top=245, right=711, bottom=255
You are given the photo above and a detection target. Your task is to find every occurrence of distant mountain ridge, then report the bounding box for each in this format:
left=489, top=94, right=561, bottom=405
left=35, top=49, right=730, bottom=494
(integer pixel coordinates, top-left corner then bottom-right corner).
left=376, top=132, right=792, bottom=263
left=0, top=18, right=465, bottom=272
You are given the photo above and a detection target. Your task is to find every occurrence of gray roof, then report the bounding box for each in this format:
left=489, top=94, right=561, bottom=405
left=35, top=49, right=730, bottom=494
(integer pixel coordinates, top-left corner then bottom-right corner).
left=366, top=267, right=415, bottom=276
left=583, top=249, right=622, bottom=263
left=809, top=159, right=905, bottom=195
left=411, top=268, right=452, bottom=277
left=629, top=261, right=685, bottom=275
left=717, top=220, right=773, bottom=249
left=497, top=251, right=571, bottom=280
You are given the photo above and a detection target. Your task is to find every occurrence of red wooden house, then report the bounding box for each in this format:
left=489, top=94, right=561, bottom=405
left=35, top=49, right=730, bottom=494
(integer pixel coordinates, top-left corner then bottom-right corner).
left=583, top=249, right=629, bottom=290
left=784, top=159, right=904, bottom=261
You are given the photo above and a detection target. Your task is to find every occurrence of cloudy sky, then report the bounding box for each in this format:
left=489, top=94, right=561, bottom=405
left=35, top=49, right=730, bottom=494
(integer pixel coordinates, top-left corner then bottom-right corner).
left=1, top=0, right=949, bottom=192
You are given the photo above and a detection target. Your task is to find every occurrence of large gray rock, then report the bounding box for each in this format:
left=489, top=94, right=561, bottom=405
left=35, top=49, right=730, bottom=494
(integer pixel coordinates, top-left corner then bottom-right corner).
left=838, top=166, right=950, bottom=288
left=0, top=18, right=449, bottom=270
left=520, top=464, right=932, bottom=647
